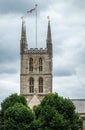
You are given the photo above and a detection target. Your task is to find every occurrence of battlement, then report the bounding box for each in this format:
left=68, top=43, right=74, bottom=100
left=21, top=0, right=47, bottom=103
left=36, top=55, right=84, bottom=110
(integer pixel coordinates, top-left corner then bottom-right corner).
left=28, top=48, right=47, bottom=54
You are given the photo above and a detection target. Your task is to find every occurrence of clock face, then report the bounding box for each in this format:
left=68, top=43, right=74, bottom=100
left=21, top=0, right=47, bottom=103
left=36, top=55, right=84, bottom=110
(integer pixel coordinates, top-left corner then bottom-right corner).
left=33, top=58, right=38, bottom=69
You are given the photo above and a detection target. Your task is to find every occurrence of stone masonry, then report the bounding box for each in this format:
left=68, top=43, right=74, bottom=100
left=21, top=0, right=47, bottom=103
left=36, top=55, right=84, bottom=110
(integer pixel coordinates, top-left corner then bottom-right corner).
left=20, top=17, right=53, bottom=108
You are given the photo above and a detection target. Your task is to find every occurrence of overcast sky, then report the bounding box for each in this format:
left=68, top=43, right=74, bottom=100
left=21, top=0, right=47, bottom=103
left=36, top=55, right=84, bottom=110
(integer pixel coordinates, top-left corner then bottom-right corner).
left=0, top=0, right=85, bottom=104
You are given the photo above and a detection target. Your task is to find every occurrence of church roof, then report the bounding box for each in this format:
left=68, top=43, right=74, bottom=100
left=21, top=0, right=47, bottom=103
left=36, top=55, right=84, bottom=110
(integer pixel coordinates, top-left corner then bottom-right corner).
left=28, top=95, right=40, bottom=109
left=72, top=99, right=85, bottom=114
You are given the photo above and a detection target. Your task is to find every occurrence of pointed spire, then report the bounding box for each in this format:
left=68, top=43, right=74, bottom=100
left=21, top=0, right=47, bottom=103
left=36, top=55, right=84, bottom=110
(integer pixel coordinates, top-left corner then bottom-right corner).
left=47, top=16, right=52, bottom=44
left=46, top=16, right=52, bottom=56
left=20, top=17, right=28, bottom=54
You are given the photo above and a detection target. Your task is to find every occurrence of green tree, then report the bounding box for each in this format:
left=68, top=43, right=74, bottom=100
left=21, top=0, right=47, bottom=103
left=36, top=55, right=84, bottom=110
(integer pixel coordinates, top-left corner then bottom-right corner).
left=1, top=93, right=27, bottom=113
left=34, top=93, right=82, bottom=130
left=3, top=103, right=34, bottom=130
left=0, top=93, right=33, bottom=130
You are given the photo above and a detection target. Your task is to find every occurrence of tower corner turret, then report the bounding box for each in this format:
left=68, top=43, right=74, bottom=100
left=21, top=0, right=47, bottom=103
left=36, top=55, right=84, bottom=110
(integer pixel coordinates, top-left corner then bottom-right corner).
left=46, top=16, right=52, bottom=56
left=20, top=17, right=28, bottom=54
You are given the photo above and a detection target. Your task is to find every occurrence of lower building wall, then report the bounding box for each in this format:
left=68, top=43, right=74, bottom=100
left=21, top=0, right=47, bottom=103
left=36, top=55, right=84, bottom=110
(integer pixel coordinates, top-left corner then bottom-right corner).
left=80, top=114, right=85, bottom=130
left=82, top=120, right=85, bottom=130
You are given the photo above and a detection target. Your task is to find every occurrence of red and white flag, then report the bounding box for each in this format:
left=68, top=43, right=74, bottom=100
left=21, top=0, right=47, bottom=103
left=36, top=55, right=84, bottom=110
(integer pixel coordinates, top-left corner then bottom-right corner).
left=27, top=8, right=36, bottom=13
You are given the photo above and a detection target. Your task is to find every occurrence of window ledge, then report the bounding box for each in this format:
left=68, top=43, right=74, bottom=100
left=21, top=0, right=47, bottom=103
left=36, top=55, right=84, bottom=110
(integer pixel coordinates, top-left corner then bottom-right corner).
left=37, top=93, right=47, bottom=96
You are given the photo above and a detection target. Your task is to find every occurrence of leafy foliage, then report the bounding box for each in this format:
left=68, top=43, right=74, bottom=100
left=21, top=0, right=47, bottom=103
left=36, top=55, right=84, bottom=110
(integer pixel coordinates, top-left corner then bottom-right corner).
left=34, top=93, right=82, bottom=130
left=1, top=93, right=27, bottom=113
left=4, top=103, right=34, bottom=130
left=0, top=93, right=33, bottom=130
left=0, top=93, right=82, bottom=130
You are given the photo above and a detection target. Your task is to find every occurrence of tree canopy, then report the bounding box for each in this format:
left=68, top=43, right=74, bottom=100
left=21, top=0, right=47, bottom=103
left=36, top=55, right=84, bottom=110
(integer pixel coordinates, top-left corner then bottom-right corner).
left=4, top=103, right=34, bottom=130
left=34, top=93, right=82, bottom=130
left=0, top=93, right=82, bottom=130
left=0, top=93, right=34, bottom=130
left=1, top=93, right=27, bottom=114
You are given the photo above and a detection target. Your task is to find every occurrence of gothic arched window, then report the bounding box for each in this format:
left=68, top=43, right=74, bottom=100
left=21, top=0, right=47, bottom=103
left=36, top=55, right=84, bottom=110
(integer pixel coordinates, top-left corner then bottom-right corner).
left=39, top=77, right=43, bottom=93
left=29, top=77, right=34, bottom=93
left=29, top=58, right=33, bottom=71
left=39, top=58, right=43, bottom=72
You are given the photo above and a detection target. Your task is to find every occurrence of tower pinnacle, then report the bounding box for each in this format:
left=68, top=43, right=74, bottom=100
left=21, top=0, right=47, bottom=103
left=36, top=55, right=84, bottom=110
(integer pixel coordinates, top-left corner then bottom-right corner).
left=20, top=17, right=28, bottom=54
left=46, top=16, right=52, bottom=56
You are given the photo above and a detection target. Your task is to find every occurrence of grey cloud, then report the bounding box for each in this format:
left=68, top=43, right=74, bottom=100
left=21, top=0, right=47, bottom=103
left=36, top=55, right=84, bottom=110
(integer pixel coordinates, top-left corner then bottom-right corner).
left=0, top=38, right=20, bottom=74
left=53, top=44, right=85, bottom=77
left=0, top=0, right=31, bottom=14
left=72, top=0, right=85, bottom=10
left=53, top=40, right=85, bottom=78
left=0, top=47, right=19, bottom=63
left=53, top=46, right=64, bottom=56
left=0, top=17, right=20, bottom=63
left=0, top=81, right=19, bottom=105
left=62, top=85, right=85, bottom=99
left=53, top=66, right=76, bottom=77
left=0, top=61, right=19, bottom=74
left=75, top=46, right=85, bottom=64
left=66, top=85, right=85, bottom=99
left=0, top=0, right=85, bottom=15
left=53, top=76, right=85, bottom=99
left=0, top=0, right=54, bottom=15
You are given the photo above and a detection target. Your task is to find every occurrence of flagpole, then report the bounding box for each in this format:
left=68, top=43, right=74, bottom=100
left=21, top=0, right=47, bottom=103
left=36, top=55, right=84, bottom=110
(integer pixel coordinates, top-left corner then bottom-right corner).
left=35, top=4, right=38, bottom=48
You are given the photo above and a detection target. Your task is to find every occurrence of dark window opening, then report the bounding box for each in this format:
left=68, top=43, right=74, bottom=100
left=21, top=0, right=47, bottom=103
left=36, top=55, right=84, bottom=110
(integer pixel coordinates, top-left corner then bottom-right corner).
left=39, top=58, right=43, bottom=72
left=39, top=77, right=43, bottom=93
left=29, top=58, right=33, bottom=71
left=29, top=77, right=34, bottom=93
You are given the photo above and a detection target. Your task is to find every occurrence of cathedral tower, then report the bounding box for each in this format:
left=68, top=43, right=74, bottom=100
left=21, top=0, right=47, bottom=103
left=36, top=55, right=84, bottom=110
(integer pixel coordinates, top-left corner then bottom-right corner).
left=20, top=17, right=53, bottom=109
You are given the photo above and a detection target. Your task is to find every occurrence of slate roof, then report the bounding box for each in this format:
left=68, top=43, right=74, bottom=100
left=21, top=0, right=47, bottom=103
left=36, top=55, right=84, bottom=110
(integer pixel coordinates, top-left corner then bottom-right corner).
left=72, top=99, right=85, bottom=114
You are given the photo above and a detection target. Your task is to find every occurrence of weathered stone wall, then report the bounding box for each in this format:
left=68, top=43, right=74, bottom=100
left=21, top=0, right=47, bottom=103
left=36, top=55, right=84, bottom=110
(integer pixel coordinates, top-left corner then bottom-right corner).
left=20, top=50, right=52, bottom=108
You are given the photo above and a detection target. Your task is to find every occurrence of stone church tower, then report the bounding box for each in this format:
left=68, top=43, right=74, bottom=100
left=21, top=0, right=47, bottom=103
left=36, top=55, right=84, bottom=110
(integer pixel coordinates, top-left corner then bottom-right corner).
left=20, top=17, right=53, bottom=108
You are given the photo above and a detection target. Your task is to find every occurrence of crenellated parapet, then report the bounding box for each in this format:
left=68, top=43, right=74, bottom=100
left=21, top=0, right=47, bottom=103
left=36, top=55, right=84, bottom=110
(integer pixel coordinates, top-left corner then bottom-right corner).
left=24, top=48, right=47, bottom=54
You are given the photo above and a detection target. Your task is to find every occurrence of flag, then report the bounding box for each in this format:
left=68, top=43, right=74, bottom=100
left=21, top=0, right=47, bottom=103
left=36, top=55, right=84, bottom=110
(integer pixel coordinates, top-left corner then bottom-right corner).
left=27, top=8, right=36, bottom=13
